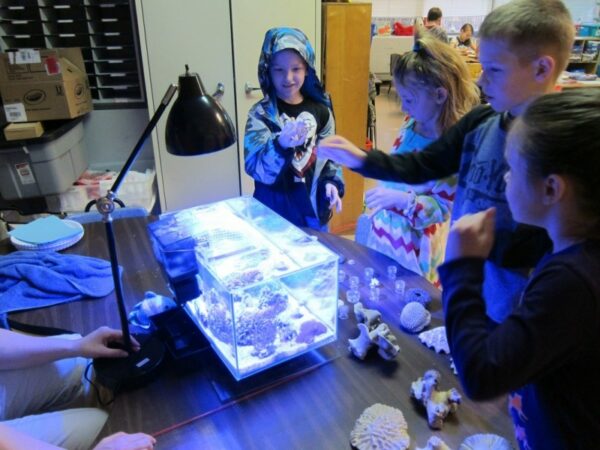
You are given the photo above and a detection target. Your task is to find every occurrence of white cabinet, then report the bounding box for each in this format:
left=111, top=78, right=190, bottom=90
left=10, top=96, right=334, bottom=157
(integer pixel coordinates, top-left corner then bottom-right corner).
left=370, top=36, right=414, bottom=81
left=135, top=0, right=320, bottom=212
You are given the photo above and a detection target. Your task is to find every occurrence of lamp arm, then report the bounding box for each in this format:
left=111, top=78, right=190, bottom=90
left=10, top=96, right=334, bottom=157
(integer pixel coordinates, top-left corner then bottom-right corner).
left=105, top=219, right=132, bottom=351
left=95, top=83, right=177, bottom=354
left=110, top=84, right=178, bottom=195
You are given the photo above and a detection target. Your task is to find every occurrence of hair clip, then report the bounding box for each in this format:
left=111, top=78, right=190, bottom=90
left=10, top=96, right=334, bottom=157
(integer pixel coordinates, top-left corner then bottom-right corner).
left=413, top=41, right=421, bottom=53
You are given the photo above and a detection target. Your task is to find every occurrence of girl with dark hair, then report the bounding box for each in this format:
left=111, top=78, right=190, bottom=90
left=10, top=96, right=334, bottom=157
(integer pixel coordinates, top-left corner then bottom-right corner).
left=440, top=89, right=600, bottom=449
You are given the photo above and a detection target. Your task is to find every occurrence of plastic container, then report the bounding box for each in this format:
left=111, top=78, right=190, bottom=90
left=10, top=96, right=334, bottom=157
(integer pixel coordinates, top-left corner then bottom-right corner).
left=147, top=196, right=339, bottom=380
left=45, top=169, right=156, bottom=213
left=0, top=119, right=86, bottom=200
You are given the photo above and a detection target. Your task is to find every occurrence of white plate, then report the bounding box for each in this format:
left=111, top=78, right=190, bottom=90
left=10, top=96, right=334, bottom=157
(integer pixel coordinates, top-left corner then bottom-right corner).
left=10, top=220, right=84, bottom=252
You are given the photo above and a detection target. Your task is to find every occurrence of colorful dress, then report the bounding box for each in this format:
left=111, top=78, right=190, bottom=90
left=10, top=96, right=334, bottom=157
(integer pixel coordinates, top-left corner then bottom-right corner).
left=366, top=118, right=455, bottom=286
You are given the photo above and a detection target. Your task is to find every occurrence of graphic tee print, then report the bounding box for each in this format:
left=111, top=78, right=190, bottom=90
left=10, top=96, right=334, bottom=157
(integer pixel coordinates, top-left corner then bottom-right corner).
left=281, top=111, right=318, bottom=178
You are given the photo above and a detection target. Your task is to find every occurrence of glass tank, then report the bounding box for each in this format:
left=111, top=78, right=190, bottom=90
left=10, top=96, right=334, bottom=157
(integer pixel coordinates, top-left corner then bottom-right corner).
left=147, top=196, right=339, bottom=380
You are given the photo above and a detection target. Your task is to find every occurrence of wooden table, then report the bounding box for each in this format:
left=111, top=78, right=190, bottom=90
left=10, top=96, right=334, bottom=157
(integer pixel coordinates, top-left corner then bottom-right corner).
left=2, top=217, right=514, bottom=450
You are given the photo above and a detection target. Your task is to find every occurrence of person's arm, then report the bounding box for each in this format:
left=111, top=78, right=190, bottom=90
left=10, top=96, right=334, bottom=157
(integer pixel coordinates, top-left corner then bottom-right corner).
left=357, top=105, right=495, bottom=183
left=317, top=107, right=344, bottom=210
left=244, top=105, right=291, bottom=185
left=0, top=425, right=156, bottom=450
left=441, top=257, right=593, bottom=400
left=439, top=210, right=593, bottom=400
left=0, top=327, right=135, bottom=370
left=368, top=175, right=455, bottom=230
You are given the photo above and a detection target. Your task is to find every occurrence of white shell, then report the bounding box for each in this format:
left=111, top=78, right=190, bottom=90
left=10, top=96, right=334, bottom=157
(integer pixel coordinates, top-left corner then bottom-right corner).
left=416, top=436, right=452, bottom=450
left=400, top=302, right=431, bottom=333
left=350, top=403, right=410, bottom=450
left=418, top=326, right=450, bottom=354
left=459, top=434, right=514, bottom=450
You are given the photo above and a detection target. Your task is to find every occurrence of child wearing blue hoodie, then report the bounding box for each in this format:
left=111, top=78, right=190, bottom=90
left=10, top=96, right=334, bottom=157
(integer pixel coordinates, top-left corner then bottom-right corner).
left=244, top=27, right=344, bottom=230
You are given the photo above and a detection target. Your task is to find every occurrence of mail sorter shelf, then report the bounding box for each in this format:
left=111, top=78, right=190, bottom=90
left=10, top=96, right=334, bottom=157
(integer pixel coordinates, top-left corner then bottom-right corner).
left=0, top=0, right=144, bottom=104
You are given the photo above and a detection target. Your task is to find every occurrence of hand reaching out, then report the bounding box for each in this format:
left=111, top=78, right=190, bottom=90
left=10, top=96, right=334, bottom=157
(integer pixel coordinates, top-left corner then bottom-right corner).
left=93, top=432, right=156, bottom=450
left=318, top=135, right=367, bottom=169
left=76, top=326, right=140, bottom=359
left=326, top=183, right=342, bottom=213
left=278, top=119, right=308, bottom=148
left=365, top=187, right=411, bottom=217
left=445, top=208, right=496, bottom=262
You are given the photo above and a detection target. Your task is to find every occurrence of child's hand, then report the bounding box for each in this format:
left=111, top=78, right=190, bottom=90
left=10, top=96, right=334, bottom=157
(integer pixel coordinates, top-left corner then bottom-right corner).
left=445, top=208, right=496, bottom=262
left=325, top=183, right=342, bottom=213
left=278, top=120, right=308, bottom=148
left=318, top=135, right=366, bottom=169
left=365, top=187, right=411, bottom=216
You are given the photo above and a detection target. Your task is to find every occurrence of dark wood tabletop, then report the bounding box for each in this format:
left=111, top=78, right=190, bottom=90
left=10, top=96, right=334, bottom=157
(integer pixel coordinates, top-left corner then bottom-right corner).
left=2, top=217, right=514, bottom=450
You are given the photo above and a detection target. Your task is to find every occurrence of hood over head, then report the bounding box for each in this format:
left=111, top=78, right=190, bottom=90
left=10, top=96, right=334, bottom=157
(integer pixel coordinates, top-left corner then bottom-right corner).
left=258, top=27, right=331, bottom=109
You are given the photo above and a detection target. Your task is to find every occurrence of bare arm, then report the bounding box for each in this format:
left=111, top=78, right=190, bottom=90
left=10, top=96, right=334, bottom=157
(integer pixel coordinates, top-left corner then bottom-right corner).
left=0, top=326, right=136, bottom=370
left=0, top=425, right=156, bottom=450
left=317, top=135, right=367, bottom=169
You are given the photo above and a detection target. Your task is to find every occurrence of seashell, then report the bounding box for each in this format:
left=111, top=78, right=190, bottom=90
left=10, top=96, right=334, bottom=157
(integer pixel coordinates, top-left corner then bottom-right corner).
left=459, top=434, right=514, bottom=450
left=416, top=436, right=452, bottom=450
left=399, top=302, right=431, bottom=333
left=418, top=326, right=450, bottom=354
left=405, top=288, right=432, bottom=307
left=350, top=403, right=410, bottom=450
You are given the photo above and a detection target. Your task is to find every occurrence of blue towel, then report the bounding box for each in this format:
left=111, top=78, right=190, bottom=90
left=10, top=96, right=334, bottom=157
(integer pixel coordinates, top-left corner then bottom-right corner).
left=0, top=251, right=115, bottom=314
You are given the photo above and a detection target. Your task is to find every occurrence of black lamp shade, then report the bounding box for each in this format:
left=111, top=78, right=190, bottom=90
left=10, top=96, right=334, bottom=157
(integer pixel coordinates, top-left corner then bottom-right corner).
left=165, top=71, right=236, bottom=156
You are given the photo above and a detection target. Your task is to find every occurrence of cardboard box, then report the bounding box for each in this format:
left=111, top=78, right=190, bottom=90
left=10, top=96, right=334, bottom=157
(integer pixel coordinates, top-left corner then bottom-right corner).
left=0, top=48, right=93, bottom=122
left=4, top=122, right=44, bottom=140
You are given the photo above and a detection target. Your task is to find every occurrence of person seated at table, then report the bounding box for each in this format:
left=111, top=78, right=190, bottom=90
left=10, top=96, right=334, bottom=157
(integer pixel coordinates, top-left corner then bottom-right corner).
left=450, top=23, right=477, bottom=53
left=424, top=7, right=449, bottom=43
left=0, top=326, right=155, bottom=450
left=363, top=27, right=480, bottom=287
left=440, top=89, right=600, bottom=449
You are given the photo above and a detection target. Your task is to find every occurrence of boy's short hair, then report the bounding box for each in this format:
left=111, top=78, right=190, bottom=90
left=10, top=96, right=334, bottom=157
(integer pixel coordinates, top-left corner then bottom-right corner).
left=427, top=7, right=443, bottom=22
left=479, top=0, right=574, bottom=76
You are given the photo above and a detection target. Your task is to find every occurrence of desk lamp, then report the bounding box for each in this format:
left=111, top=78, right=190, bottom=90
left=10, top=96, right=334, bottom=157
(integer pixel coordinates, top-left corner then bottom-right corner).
left=92, top=65, right=236, bottom=389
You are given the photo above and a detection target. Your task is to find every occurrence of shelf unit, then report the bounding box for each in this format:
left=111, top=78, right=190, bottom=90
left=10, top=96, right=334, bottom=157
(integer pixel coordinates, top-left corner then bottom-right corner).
left=567, top=36, right=600, bottom=75
left=0, top=0, right=144, bottom=106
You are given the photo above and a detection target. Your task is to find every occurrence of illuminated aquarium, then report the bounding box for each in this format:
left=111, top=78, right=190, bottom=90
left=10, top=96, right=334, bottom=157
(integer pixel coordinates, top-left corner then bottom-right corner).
left=148, top=196, right=339, bottom=380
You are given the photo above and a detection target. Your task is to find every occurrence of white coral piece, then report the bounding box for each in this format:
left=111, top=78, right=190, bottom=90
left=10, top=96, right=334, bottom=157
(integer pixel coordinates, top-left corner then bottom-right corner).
left=459, top=434, right=514, bottom=450
left=350, top=403, right=410, bottom=450
left=348, top=323, right=374, bottom=360
left=411, top=369, right=461, bottom=430
left=354, top=302, right=382, bottom=329
left=373, top=323, right=400, bottom=360
left=349, top=322, right=401, bottom=361
left=400, top=302, right=431, bottom=333
left=418, top=326, right=450, bottom=354
left=416, top=436, right=452, bottom=450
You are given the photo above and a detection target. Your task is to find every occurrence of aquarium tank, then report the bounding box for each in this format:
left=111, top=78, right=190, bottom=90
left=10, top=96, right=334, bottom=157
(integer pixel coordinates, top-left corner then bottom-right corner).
left=147, top=196, right=339, bottom=380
